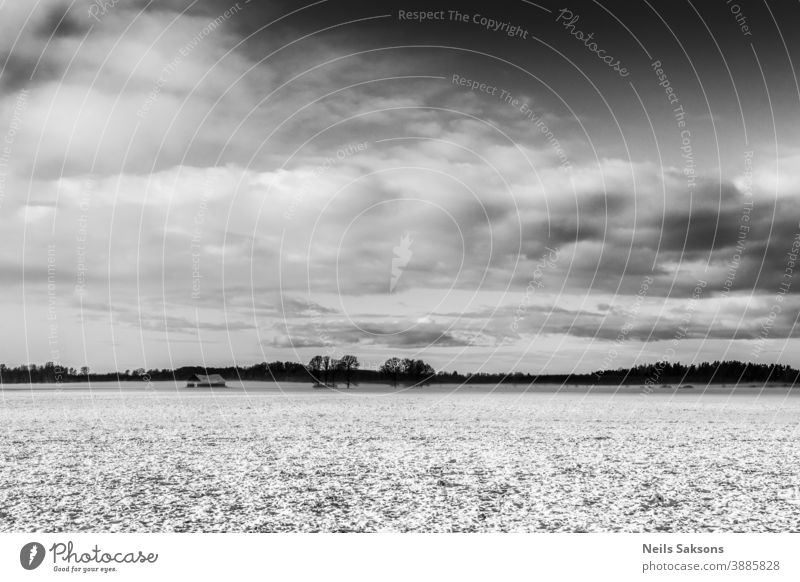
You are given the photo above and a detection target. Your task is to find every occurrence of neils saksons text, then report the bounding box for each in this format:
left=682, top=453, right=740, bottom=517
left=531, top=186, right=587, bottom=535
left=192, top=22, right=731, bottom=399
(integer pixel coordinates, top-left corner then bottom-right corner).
left=643, top=544, right=724, bottom=554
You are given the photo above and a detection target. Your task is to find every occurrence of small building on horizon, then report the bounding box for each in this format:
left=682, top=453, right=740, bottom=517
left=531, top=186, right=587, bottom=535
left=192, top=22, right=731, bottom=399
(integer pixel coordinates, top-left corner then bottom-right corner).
left=186, top=373, right=227, bottom=388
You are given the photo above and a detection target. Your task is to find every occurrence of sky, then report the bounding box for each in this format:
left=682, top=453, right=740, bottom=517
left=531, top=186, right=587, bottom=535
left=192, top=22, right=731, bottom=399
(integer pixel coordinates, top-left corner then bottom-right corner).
left=1, top=0, right=799, bottom=374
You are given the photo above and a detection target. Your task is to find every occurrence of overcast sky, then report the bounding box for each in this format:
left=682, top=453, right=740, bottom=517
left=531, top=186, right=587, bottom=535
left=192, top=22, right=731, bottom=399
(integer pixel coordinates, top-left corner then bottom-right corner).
left=2, top=0, right=799, bottom=374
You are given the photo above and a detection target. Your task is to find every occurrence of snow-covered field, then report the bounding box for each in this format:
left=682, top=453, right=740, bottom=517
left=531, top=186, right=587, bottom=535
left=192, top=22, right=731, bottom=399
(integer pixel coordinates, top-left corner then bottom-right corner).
left=2, top=382, right=800, bottom=532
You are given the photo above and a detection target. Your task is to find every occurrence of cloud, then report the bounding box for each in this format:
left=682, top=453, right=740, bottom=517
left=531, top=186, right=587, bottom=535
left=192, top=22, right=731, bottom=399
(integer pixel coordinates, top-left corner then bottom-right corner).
left=272, top=317, right=479, bottom=350
left=3, top=0, right=800, bottom=371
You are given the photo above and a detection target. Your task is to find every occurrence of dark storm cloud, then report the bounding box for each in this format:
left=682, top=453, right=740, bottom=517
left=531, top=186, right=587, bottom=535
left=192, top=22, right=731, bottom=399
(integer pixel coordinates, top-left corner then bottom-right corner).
left=650, top=181, right=744, bottom=254
left=40, top=3, right=87, bottom=38
left=0, top=2, right=93, bottom=92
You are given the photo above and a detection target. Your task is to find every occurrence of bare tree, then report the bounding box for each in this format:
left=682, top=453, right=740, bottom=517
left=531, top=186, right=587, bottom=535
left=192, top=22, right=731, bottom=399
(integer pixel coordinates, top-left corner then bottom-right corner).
left=322, top=356, right=331, bottom=386
left=338, top=355, right=360, bottom=388
left=401, top=358, right=436, bottom=386
left=307, top=355, right=323, bottom=385
left=329, top=358, right=339, bottom=386
left=380, top=357, right=403, bottom=387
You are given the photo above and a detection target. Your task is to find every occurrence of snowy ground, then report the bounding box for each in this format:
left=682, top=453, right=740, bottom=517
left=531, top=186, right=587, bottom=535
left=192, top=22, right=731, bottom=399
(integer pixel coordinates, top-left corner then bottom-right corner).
left=2, top=383, right=800, bottom=532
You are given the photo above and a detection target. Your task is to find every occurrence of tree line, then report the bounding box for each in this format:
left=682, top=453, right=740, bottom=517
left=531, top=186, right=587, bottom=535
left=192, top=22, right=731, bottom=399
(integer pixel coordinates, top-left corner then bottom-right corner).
left=0, top=358, right=797, bottom=387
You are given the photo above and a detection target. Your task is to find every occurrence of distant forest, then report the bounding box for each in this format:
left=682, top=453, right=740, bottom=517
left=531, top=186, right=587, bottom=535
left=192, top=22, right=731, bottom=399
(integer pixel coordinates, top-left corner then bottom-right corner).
left=0, top=358, right=798, bottom=387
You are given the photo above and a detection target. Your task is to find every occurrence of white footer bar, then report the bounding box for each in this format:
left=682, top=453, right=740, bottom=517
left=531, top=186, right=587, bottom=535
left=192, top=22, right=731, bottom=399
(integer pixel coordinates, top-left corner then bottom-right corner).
left=1, top=533, right=797, bottom=581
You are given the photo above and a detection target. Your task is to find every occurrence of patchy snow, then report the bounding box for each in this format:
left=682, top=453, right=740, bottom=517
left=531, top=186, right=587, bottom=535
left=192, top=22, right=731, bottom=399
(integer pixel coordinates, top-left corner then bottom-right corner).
left=1, top=384, right=799, bottom=532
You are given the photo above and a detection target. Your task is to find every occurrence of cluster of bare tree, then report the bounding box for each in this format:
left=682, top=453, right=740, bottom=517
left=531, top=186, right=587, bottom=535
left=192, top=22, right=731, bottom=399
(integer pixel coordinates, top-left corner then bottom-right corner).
left=306, top=355, right=360, bottom=388
left=377, top=357, right=436, bottom=387
left=306, top=356, right=436, bottom=388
